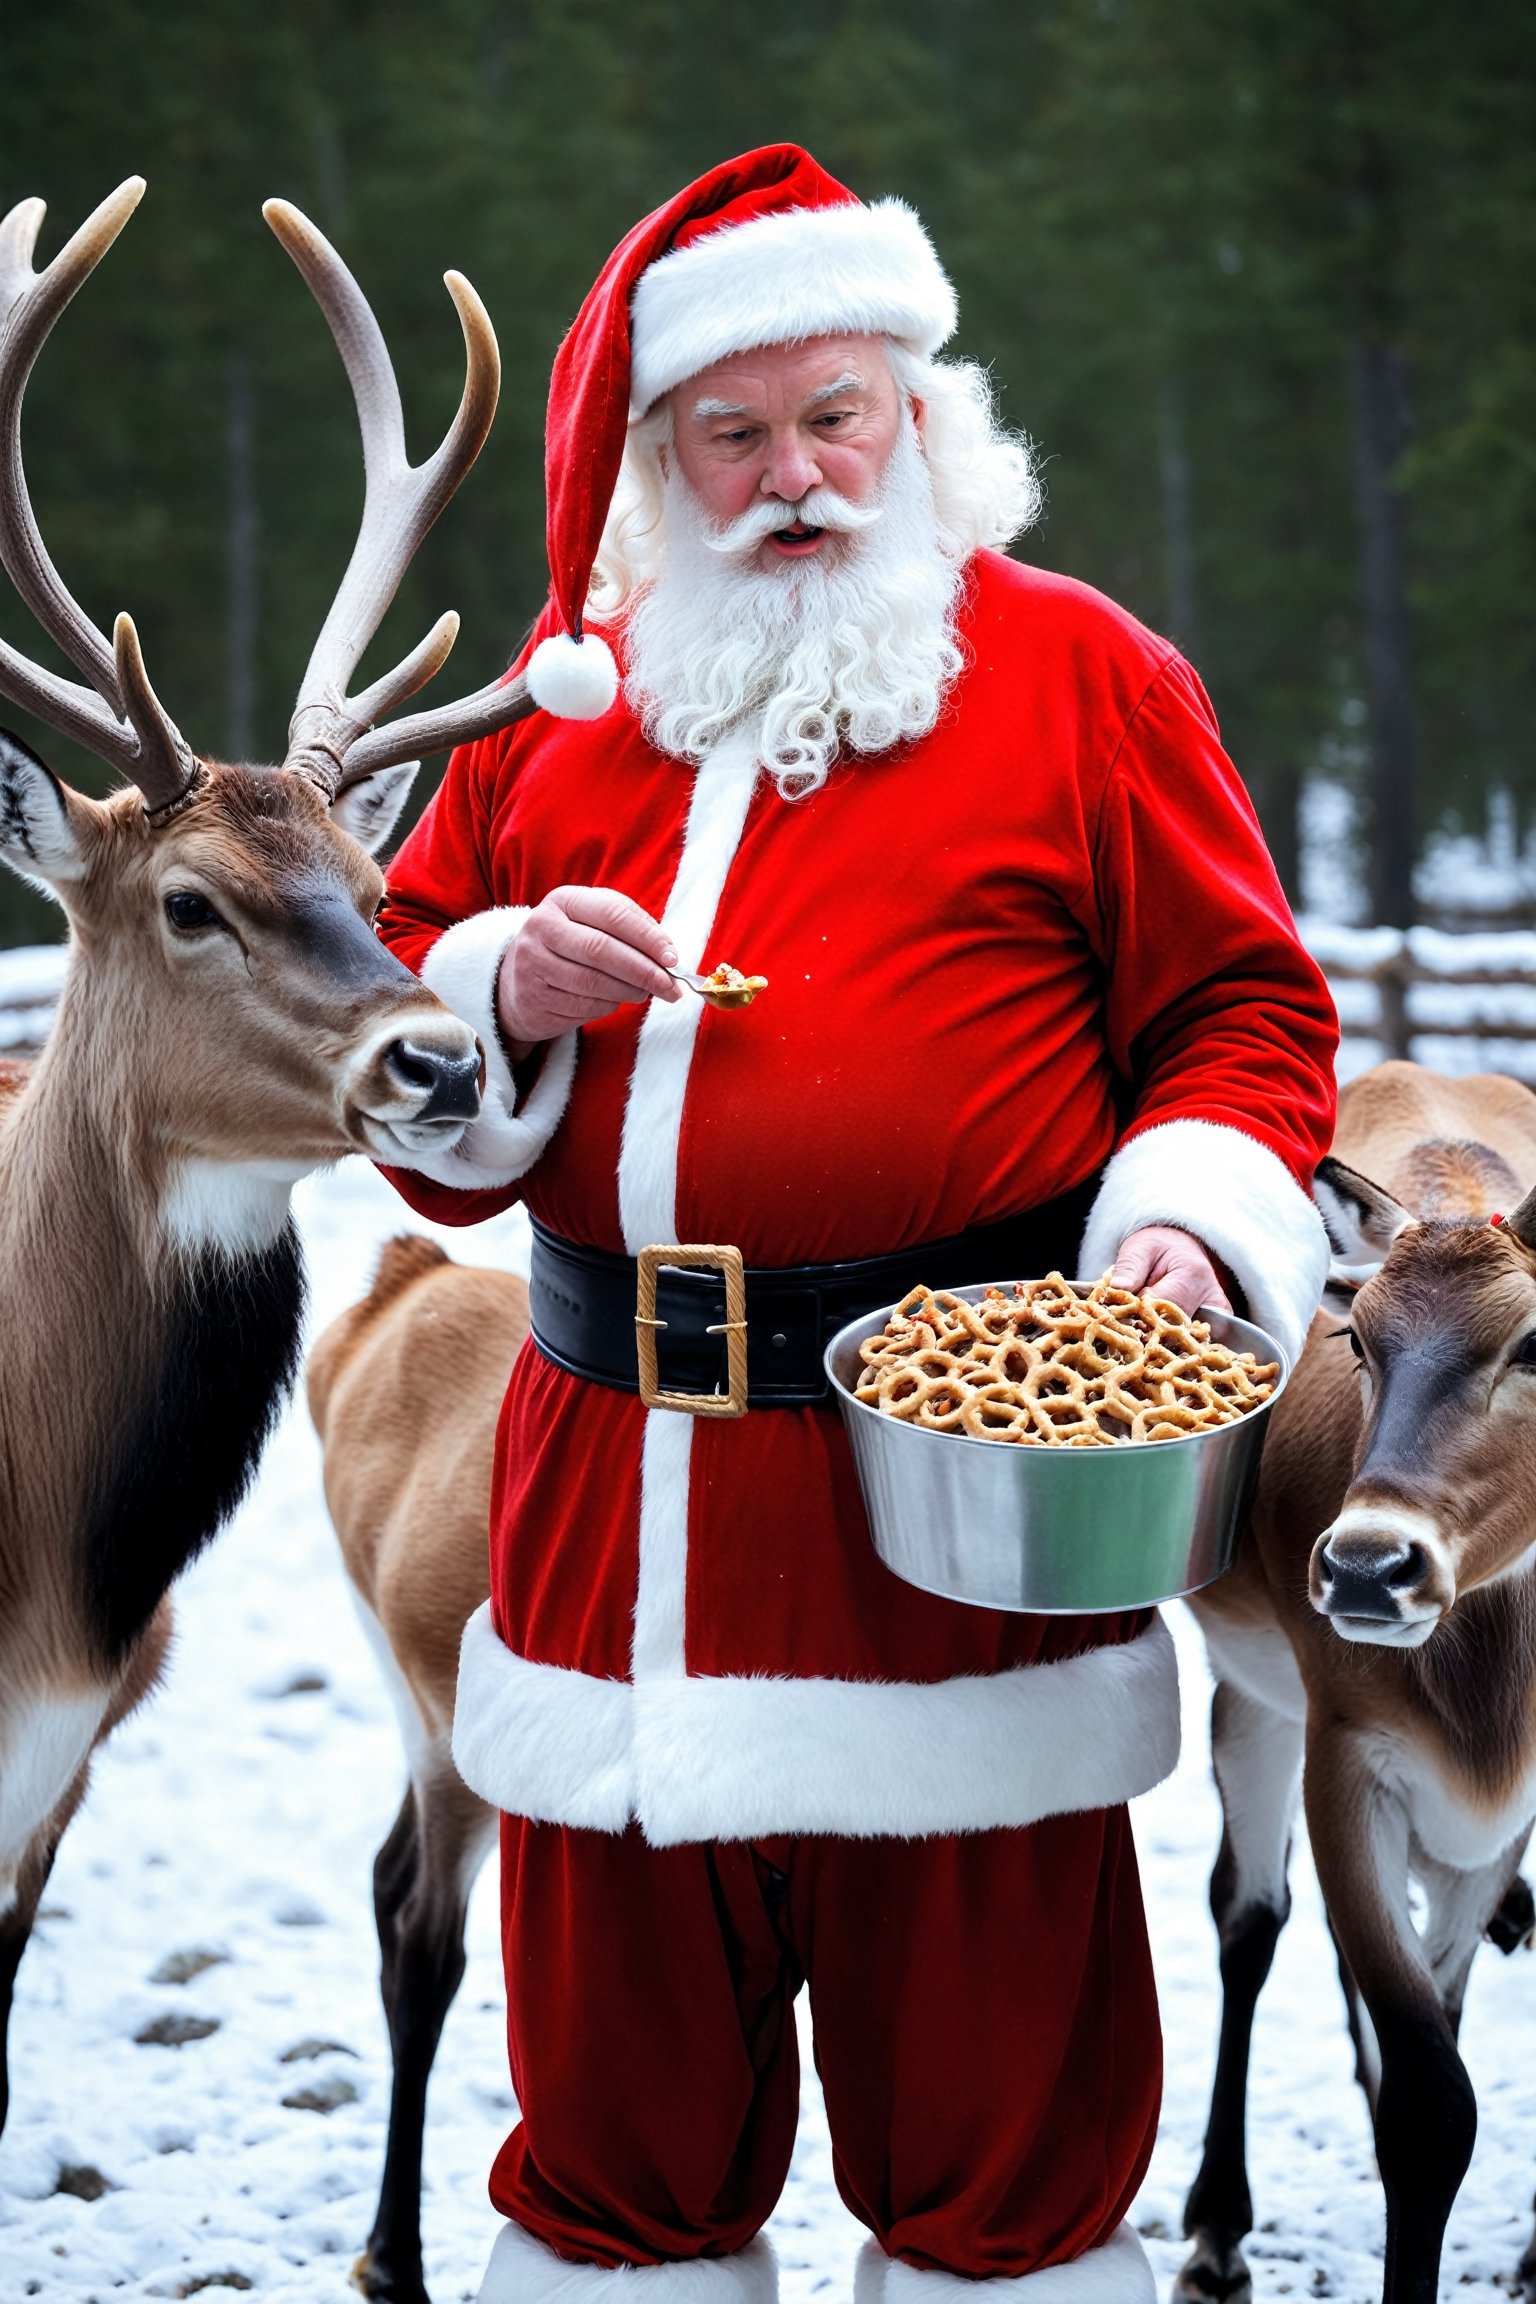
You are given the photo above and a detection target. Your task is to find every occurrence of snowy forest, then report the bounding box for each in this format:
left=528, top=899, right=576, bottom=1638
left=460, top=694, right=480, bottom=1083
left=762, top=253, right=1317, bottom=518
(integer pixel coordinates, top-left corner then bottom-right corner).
left=0, top=0, right=1529, bottom=942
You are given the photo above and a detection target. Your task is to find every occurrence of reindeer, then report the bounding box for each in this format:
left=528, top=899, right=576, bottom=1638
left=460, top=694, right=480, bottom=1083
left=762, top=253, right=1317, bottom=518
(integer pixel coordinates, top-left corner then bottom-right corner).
left=0, top=177, right=545, bottom=2137
left=1178, top=1061, right=1536, bottom=2304
left=307, top=1234, right=516, bottom=2304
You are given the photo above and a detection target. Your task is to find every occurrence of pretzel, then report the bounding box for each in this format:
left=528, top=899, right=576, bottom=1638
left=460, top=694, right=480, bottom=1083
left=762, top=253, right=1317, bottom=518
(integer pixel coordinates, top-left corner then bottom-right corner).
left=855, top=1272, right=1277, bottom=1447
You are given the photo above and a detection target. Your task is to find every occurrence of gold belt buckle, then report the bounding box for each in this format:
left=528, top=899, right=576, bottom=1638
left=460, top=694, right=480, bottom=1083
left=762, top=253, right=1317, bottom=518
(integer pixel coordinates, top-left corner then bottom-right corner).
left=636, top=1243, right=748, bottom=1418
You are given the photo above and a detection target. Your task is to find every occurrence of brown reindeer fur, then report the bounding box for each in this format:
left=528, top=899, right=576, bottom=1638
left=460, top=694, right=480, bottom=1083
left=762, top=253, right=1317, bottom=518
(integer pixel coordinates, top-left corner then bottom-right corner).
left=308, top=1237, right=524, bottom=1748
left=1181, top=1062, right=1536, bottom=2304
left=1202, top=1064, right=1536, bottom=1814
left=0, top=755, right=482, bottom=2138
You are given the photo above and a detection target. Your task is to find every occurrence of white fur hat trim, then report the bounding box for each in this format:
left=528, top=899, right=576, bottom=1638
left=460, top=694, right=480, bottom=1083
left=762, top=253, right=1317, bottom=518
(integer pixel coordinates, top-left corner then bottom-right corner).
left=526, top=631, right=619, bottom=720
left=629, top=197, right=957, bottom=414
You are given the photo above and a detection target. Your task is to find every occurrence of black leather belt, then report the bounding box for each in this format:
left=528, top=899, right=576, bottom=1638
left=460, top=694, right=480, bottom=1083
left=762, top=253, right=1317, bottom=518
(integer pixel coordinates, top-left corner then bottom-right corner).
left=528, top=1179, right=1100, bottom=1411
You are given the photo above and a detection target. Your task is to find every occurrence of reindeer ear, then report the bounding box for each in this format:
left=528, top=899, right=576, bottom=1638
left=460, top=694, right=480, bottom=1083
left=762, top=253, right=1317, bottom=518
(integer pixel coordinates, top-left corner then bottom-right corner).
left=0, top=727, right=90, bottom=891
left=1314, top=1155, right=1416, bottom=1271
left=330, top=760, right=418, bottom=856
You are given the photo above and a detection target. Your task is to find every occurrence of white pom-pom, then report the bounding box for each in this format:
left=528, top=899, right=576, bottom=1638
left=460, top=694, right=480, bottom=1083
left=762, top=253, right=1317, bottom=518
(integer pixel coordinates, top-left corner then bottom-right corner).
left=526, top=631, right=619, bottom=720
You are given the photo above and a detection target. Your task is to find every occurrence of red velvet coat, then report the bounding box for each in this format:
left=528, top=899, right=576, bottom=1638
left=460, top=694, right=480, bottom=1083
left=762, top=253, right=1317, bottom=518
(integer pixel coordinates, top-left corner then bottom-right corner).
left=380, top=550, right=1337, bottom=1844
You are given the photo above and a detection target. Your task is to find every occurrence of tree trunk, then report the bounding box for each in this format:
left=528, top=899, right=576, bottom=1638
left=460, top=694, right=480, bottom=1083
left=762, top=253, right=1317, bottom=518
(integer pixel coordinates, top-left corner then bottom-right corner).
left=1348, top=337, right=1418, bottom=928
left=226, top=351, right=256, bottom=764
left=1158, top=374, right=1198, bottom=659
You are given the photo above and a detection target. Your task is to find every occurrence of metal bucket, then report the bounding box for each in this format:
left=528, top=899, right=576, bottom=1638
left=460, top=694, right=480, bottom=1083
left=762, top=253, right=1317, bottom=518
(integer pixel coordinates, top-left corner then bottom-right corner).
left=824, top=1288, right=1290, bottom=1614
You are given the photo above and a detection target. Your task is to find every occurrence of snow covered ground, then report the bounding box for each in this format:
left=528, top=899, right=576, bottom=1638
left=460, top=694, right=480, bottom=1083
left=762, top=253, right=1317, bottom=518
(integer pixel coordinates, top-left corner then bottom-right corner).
left=5, top=1156, right=1536, bottom=2304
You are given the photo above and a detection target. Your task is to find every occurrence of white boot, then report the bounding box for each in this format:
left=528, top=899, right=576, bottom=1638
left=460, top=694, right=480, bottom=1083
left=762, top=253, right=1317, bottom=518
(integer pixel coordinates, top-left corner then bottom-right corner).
left=853, top=2224, right=1154, bottom=2304
left=477, top=2219, right=778, bottom=2304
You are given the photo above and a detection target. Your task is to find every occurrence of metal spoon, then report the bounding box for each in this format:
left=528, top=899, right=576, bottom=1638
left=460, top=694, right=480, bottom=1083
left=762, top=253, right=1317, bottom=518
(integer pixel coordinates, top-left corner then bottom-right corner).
left=663, top=963, right=767, bottom=1010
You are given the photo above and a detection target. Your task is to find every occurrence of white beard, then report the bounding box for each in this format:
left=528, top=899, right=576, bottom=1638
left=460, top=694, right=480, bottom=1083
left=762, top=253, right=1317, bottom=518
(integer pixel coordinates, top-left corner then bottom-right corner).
left=623, top=418, right=966, bottom=800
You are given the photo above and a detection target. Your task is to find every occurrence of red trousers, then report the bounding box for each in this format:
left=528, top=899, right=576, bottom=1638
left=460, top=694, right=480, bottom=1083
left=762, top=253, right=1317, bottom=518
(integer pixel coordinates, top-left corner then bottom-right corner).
left=489, top=1808, right=1160, bottom=2279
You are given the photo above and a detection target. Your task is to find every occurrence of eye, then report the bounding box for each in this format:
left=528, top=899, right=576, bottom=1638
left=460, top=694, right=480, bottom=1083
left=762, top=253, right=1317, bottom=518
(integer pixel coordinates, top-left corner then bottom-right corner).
left=1512, top=1332, right=1536, bottom=1367
left=164, top=889, right=223, bottom=934
left=1346, top=1329, right=1366, bottom=1361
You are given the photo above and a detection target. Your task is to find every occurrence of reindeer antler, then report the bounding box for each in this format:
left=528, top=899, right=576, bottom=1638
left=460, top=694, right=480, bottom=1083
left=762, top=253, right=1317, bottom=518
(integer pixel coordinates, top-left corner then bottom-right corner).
left=0, top=180, right=199, bottom=817
left=265, top=201, right=537, bottom=799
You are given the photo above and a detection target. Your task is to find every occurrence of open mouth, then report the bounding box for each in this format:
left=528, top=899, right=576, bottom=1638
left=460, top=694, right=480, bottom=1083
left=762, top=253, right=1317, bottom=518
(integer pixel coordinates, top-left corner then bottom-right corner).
left=770, top=521, right=825, bottom=549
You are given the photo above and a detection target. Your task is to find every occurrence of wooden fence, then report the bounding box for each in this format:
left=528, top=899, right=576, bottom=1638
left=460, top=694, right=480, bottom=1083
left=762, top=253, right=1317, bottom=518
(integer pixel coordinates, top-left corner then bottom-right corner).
left=1304, top=926, right=1536, bottom=1067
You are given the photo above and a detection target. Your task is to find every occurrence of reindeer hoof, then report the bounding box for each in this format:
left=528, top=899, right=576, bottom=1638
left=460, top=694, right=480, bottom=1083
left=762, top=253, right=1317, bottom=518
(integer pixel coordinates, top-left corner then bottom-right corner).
left=1486, top=1873, right=1535, bottom=1955
left=349, top=2252, right=431, bottom=2304
left=1173, top=2234, right=1253, bottom=2304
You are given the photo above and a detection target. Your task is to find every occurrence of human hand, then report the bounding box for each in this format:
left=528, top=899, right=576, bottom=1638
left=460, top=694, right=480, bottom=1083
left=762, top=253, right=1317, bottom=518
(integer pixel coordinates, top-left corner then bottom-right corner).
left=1110, top=1225, right=1232, bottom=1319
left=496, top=886, right=681, bottom=1058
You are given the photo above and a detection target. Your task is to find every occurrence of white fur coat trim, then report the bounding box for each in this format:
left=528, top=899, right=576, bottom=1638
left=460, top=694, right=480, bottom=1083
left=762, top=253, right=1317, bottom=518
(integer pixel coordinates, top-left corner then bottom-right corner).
left=618, top=735, right=759, bottom=1253
left=399, top=908, right=578, bottom=1190
left=478, top=2219, right=779, bottom=2304
left=630, top=198, right=957, bottom=415
left=1078, top=1118, right=1328, bottom=1367
left=856, top=2227, right=1153, bottom=2304
left=451, top=1602, right=1179, bottom=1843
left=453, top=1603, right=635, bottom=1833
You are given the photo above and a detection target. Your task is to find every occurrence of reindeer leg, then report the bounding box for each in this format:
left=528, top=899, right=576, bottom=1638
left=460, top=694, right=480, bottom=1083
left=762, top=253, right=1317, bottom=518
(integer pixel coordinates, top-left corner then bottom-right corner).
left=0, top=1824, right=64, bottom=2138
left=1306, top=1734, right=1477, bottom=2304
left=355, top=1750, right=496, bottom=2304
left=1177, top=1678, right=1304, bottom=2304
left=1177, top=1681, right=1302, bottom=2302
left=0, top=1754, right=100, bottom=2140
left=1412, top=1835, right=1536, bottom=2299
left=1325, top=1907, right=1381, bottom=2113
left=0, top=1607, right=164, bottom=2136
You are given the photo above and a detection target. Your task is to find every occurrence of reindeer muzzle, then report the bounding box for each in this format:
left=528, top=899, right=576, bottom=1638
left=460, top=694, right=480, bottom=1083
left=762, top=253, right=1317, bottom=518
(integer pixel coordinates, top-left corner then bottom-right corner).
left=1309, top=1508, right=1451, bottom=1644
left=385, top=1037, right=482, bottom=1124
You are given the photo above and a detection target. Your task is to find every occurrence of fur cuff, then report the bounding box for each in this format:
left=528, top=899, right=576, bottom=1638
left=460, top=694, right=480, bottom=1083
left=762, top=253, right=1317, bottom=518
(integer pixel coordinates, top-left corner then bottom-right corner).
left=1078, top=1118, right=1329, bottom=1367
left=855, top=2227, right=1153, bottom=2304
left=452, top=1604, right=1180, bottom=1843
left=629, top=199, right=956, bottom=414
left=395, top=909, right=577, bottom=1190
left=478, top=2221, right=778, bottom=2304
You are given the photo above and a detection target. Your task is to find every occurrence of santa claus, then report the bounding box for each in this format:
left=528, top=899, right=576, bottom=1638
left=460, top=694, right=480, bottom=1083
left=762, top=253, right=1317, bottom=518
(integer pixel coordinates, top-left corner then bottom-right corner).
left=380, top=146, right=1338, bottom=2304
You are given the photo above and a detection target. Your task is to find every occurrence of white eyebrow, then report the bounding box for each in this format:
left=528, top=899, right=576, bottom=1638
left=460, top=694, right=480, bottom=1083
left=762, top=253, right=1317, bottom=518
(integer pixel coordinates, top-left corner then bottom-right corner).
left=691, top=373, right=867, bottom=422
left=805, top=372, right=866, bottom=405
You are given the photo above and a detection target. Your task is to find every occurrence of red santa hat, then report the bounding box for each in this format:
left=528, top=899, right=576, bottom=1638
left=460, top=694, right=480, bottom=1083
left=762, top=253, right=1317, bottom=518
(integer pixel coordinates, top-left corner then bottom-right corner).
left=525, top=144, right=957, bottom=722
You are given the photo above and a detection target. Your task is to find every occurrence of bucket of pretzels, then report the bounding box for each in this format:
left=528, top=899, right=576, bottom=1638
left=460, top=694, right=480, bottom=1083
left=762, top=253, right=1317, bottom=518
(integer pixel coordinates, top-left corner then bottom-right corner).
left=823, top=1272, right=1290, bottom=1613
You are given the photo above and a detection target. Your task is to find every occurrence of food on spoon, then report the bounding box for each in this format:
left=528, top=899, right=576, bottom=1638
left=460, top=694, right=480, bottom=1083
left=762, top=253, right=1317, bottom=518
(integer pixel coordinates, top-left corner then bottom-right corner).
left=700, top=961, right=769, bottom=1010
left=853, top=1271, right=1278, bottom=1445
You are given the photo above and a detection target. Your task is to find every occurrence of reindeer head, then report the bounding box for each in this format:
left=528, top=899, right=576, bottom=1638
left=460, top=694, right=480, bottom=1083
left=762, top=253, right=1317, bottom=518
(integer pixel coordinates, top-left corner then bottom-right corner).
left=0, top=182, right=541, bottom=1249
left=1307, top=1155, right=1536, bottom=1646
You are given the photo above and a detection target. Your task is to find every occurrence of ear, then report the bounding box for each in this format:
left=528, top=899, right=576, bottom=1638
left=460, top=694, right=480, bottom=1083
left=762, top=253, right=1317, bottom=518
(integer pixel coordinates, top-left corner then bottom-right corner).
left=0, top=726, right=90, bottom=892
left=330, top=760, right=419, bottom=856
left=1313, top=1153, right=1415, bottom=1279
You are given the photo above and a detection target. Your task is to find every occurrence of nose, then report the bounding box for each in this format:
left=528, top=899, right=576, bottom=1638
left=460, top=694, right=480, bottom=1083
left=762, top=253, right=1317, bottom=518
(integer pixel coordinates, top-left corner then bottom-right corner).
left=1307, top=1501, right=1454, bottom=1641
left=384, top=1037, right=482, bottom=1123
left=762, top=433, right=821, bottom=504
left=1313, top=1535, right=1431, bottom=1620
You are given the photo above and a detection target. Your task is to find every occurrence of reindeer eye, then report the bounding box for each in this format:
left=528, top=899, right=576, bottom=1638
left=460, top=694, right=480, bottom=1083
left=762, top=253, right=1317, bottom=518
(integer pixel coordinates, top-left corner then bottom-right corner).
left=164, top=889, right=223, bottom=933
left=1512, top=1332, right=1536, bottom=1367
left=1345, top=1328, right=1365, bottom=1359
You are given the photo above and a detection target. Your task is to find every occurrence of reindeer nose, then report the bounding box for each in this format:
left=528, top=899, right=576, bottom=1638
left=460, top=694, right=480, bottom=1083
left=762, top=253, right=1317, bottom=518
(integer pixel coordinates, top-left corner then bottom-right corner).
left=1314, top=1534, right=1430, bottom=1618
left=384, top=1038, right=482, bottom=1122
